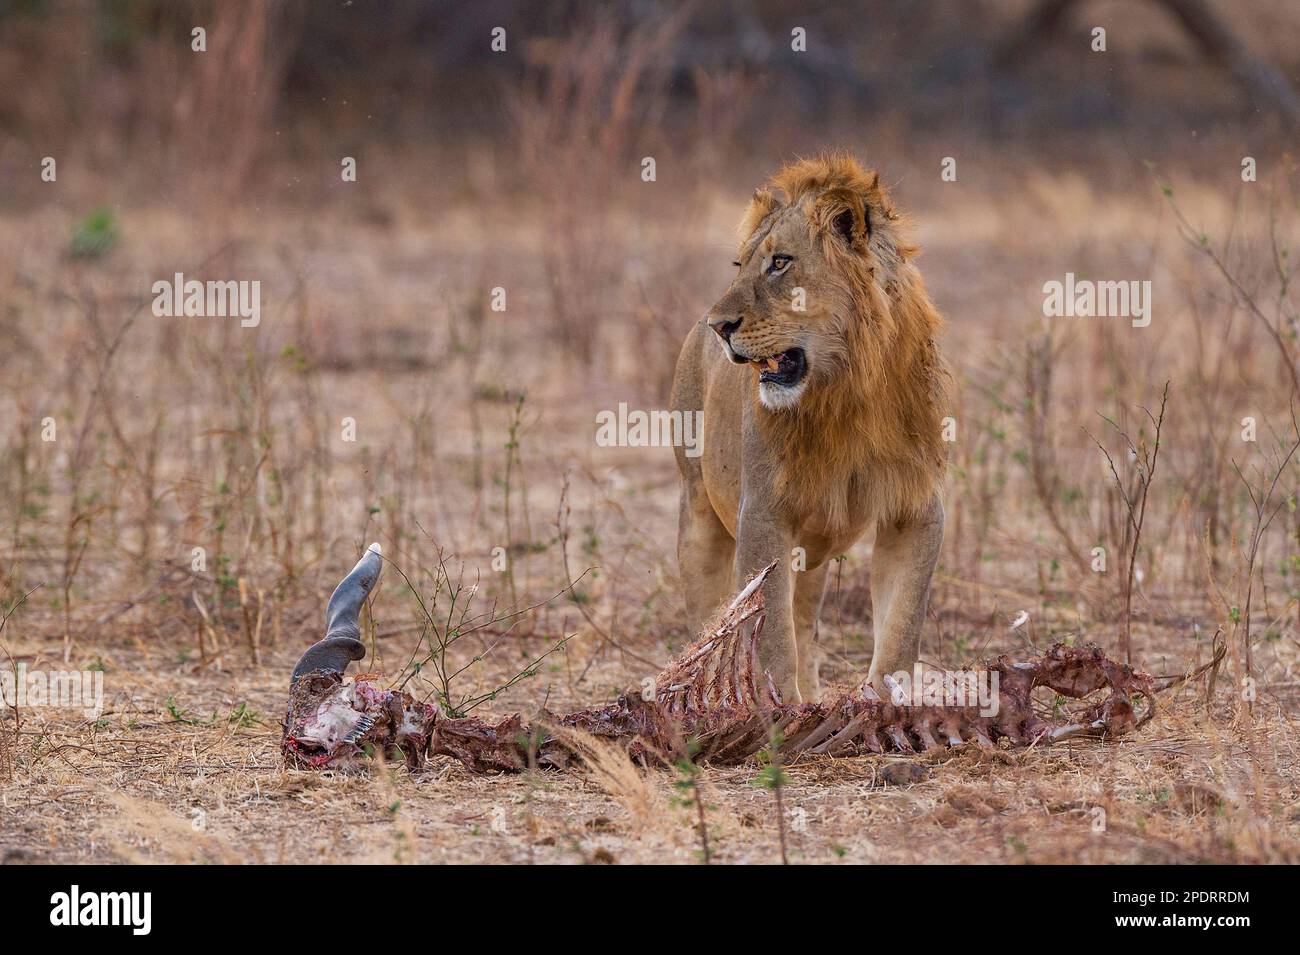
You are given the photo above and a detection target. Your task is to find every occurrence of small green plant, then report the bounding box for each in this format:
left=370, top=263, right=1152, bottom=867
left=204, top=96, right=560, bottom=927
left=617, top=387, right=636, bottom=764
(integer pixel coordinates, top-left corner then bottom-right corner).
left=751, top=727, right=791, bottom=864
left=671, top=738, right=711, bottom=864
left=388, top=550, right=573, bottom=718
left=70, top=207, right=119, bottom=258
left=164, top=695, right=198, bottom=724
left=227, top=702, right=262, bottom=728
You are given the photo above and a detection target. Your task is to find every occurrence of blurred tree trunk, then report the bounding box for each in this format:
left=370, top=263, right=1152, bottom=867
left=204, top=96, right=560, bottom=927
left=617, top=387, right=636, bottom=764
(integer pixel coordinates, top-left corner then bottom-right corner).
left=997, top=0, right=1300, bottom=129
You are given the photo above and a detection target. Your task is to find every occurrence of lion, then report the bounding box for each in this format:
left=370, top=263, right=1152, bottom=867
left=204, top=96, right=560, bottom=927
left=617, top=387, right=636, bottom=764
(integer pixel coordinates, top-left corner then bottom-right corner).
left=670, top=152, right=950, bottom=702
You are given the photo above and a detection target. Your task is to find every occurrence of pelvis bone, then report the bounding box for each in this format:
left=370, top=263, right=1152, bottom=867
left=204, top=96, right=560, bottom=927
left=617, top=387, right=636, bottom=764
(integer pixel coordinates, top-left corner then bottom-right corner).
left=283, top=548, right=1154, bottom=772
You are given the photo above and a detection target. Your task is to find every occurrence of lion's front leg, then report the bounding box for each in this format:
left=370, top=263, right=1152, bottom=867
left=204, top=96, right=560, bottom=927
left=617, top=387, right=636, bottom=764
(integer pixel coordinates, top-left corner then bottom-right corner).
left=735, top=511, right=801, bottom=703
left=677, top=482, right=736, bottom=636
left=866, top=494, right=944, bottom=695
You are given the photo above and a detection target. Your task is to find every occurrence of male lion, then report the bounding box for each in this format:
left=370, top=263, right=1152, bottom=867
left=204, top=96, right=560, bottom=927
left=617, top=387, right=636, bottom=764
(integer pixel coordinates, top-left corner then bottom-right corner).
left=670, top=153, right=950, bottom=702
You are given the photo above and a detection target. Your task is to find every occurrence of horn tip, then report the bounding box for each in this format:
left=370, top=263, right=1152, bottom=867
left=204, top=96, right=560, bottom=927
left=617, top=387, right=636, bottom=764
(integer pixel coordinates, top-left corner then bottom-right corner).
left=366, top=542, right=382, bottom=555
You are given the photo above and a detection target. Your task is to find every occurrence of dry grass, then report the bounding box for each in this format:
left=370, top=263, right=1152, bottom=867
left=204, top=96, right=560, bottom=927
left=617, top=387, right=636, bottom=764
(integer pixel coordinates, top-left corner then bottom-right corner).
left=4, top=641, right=1295, bottom=863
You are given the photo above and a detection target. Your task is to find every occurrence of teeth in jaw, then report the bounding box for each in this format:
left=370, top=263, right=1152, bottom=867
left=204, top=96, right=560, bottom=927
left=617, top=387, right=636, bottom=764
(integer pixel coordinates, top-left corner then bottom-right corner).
left=758, top=356, right=781, bottom=373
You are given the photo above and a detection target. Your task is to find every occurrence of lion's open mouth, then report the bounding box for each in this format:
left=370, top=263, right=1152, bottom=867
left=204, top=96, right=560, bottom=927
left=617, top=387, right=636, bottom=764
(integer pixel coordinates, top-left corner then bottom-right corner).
left=752, top=348, right=807, bottom=388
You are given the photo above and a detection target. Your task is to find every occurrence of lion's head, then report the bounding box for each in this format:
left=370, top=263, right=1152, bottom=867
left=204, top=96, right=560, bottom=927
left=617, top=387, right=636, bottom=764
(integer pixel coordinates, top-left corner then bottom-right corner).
left=706, top=152, right=937, bottom=413
left=704, top=152, right=950, bottom=525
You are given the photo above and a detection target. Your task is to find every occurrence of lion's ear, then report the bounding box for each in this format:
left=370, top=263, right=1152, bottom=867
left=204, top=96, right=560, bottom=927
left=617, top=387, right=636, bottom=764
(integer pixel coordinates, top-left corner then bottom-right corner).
left=832, top=208, right=858, bottom=244
left=813, top=187, right=870, bottom=248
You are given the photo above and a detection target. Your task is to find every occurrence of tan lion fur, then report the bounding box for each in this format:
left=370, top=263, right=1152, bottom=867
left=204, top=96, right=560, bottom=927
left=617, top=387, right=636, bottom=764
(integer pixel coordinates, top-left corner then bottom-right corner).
left=670, top=152, right=950, bottom=701
left=754, top=154, right=950, bottom=528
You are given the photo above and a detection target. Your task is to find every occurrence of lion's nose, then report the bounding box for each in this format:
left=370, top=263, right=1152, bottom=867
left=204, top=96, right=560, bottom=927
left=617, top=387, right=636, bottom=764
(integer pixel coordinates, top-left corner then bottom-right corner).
left=709, top=315, right=742, bottom=342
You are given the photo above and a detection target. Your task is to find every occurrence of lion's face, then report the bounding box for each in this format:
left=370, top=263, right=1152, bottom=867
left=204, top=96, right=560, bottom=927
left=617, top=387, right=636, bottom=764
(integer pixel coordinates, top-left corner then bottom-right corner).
left=706, top=181, right=876, bottom=412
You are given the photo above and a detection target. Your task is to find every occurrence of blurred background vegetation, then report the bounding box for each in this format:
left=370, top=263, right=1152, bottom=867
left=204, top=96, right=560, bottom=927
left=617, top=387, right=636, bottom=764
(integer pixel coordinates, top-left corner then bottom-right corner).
left=2, top=0, right=1297, bottom=206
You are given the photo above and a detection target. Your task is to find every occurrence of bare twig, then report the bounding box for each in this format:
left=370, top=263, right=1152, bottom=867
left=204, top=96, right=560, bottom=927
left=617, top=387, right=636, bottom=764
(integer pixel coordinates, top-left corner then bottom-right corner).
left=1086, top=382, right=1170, bottom=663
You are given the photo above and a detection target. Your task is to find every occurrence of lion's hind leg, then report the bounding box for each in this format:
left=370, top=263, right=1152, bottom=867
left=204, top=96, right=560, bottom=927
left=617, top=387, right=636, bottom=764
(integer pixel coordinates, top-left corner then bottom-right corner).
left=793, top=561, right=829, bottom=700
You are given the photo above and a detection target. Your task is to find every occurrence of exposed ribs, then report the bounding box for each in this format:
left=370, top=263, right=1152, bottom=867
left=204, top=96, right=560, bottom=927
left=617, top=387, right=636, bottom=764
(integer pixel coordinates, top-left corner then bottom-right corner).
left=283, top=554, right=1155, bottom=773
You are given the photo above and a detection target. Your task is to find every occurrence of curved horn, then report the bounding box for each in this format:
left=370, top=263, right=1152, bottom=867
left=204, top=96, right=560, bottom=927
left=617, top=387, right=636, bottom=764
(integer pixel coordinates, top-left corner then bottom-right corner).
left=290, top=543, right=383, bottom=685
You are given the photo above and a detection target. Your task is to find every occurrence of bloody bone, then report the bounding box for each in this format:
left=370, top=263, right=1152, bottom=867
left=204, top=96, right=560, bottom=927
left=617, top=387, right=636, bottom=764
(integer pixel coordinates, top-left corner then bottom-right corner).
left=282, top=544, right=437, bottom=770
left=283, top=552, right=1154, bottom=773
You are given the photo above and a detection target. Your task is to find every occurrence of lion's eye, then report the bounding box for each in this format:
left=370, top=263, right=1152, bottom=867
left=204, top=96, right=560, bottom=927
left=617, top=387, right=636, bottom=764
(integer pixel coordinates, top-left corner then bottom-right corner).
left=768, top=255, right=792, bottom=274
left=732, top=260, right=742, bottom=268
